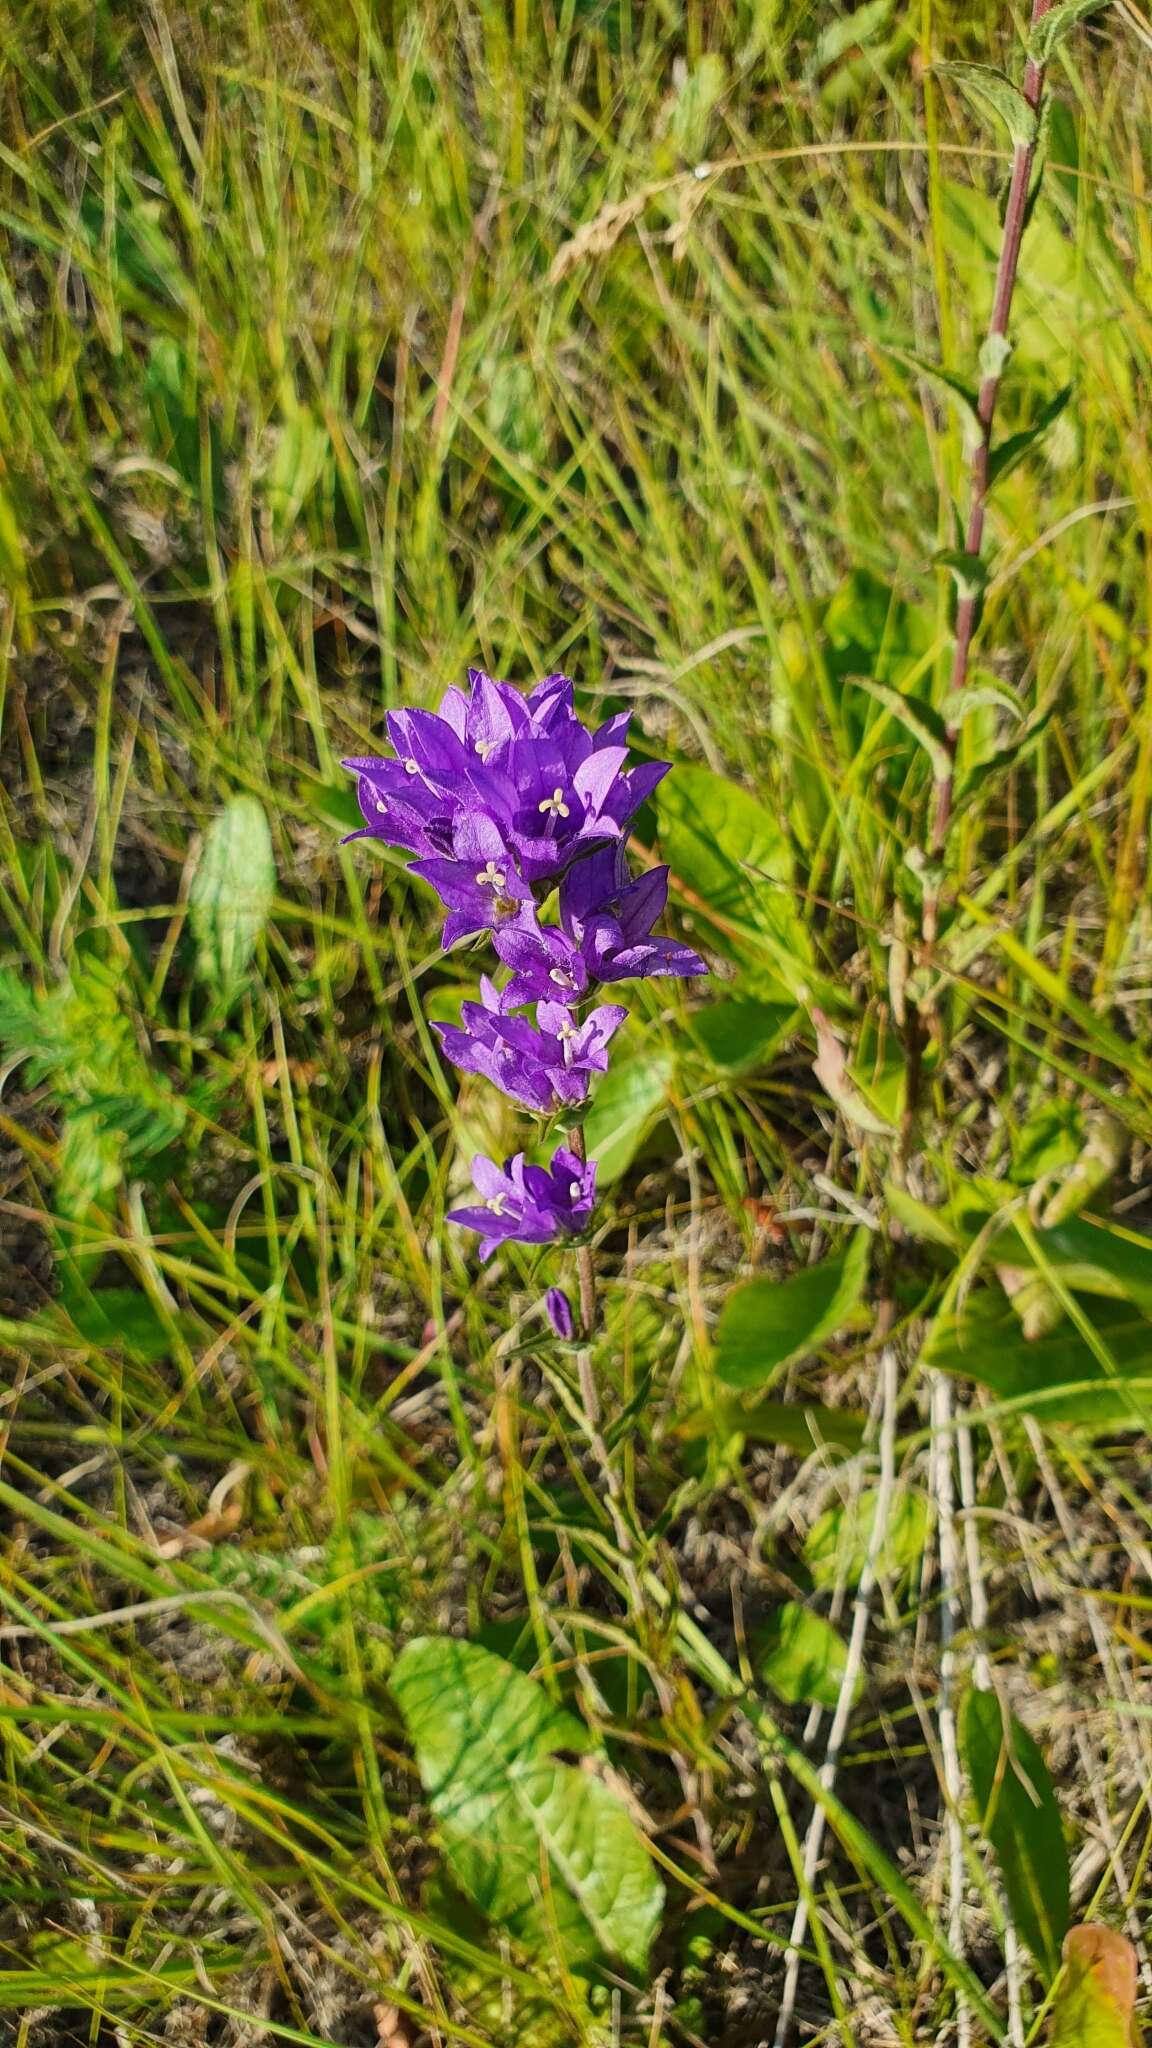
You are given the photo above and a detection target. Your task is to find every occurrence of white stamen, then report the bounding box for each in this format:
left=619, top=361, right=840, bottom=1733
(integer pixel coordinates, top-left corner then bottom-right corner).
left=557, top=1016, right=578, bottom=1065
left=485, top=1193, right=509, bottom=1215
left=549, top=968, right=575, bottom=987
left=474, top=739, right=496, bottom=761
left=538, top=786, right=570, bottom=819
left=475, top=860, right=506, bottom=890
left=404, top=757, right=419, bottom=775
left=375, top=800, right=388, bottom=815
left=569, top=1181, right=582, bottom=1199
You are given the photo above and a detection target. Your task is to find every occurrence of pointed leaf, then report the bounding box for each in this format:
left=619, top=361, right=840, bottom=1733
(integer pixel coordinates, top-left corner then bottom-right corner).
left=935, top=547, right=991, bottom=601
left=656, top=764, right=816, bottom=1002
left=391, top=1638, right=663, bottom=1974
left=805, top=1486, right=931, bottom=1591
left=962, top=1687, right=1069, bottom=1982
left=756, top=1604, right=859, bottom=1708
left=1029, top=0, right=1113, bottom=66
left=988, top=385, right=1074, bottom=486
left=850, top=677, right=952, bottom=781
left=922, top=1290, right=1152, bottom=1427
left=189, top=796, right=276, bottom=998
left=583, top=1045, right=672, bottom=1186
left=937, top=61, right=1038, bottom=145
left=715, top=1230, right=870, bottom=1390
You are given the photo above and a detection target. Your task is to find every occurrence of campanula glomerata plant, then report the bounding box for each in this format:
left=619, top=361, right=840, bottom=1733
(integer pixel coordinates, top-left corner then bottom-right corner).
left=343, top=668, right=705, bottom=1331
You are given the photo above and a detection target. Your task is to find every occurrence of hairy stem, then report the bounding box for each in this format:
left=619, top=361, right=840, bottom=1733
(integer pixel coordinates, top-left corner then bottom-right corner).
left=926, top=0, right=1055, bottom=900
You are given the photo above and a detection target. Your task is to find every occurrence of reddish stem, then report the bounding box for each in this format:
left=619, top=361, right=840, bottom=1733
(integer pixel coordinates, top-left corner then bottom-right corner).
left=929, top=0, right=1055, bottom=867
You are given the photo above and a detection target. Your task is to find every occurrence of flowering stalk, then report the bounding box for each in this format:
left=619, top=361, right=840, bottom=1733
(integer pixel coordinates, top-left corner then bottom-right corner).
left=926, top=0, right=1055, bottom=917
left=343, top=666, right=705, bottom=1349
left=566, top=1121, right=599, bottom=1335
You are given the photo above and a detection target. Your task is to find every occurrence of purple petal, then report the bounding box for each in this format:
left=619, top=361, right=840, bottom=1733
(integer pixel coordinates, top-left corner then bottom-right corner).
left=573, top=745, right=629, bottom=817
left=527, top=673, right=575, bottom=729
left=615, top=865, right=670, bottom=940
left=593, top=710, right=632, bottom=749
left=602, top=759, right=668, bottom=828
left=545, top=1287, right=575, bottom=1339
left=472, top=1154, right=514, bottom=1200
left=436, top=686, right=470, bottom=737
left=560, top=844, right=631, bottom=932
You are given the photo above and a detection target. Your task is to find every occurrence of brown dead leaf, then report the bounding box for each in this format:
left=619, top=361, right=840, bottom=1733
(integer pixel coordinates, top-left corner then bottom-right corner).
left=811, top=1007, right=897, bottom=1138
left=549, top=189, right=656, bottom=283
left=373, top=2002, right=410, bottom=2048
left=1049, top=1924, right=1142, bottom=2048
left=153, top=1461, right=249, bottom=1558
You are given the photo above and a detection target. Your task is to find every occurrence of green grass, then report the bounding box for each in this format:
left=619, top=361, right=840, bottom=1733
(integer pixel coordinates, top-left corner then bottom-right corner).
left=2, top=1, right=1152, bottom=2042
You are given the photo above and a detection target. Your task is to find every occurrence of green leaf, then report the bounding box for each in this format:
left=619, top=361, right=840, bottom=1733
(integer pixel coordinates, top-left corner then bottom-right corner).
left=300, top=774, right=362, bottom=833
left=583, top=1044, right=673, bottom=1185
left=1048, top=1925, right=1141, bottom=2048
left=980, top=332, right=1014, bottom=381
left=990, top=1213, right=1152, bottom=1313
left=189, top=796, right=276, bottom=999
left=813, top=1012, right=899, bottom=1136
left=656, top=764, right=814, bottom=1001
left=755, top=1604, right=859, bottom=1708
left=849, top=677, right=952, bottom=781
left=262, top=407, right=331, bottom=534
left=935, top=547, right=991, bottom=601
left=962, top=1687, right=1069, bottom=1982
left=56, top=1111, right=123, bottom=1220
left=390, top=1637, right=664, bottom=1973
left=665, top=51, right=727, bottom=159
left=884, top=1180, right=966, bottom=1249
left=988, top=384, right=1073, bottom=486
left=941, top=679, right=1023, bottom=727
left=1010, top=1103, right=1086, bottom=1184
left=813, top=0, right=895, bottom=69
left=0, top=963, right=185, bottom=1234
left=922, top=1291, right=1152, bottom=1427
left=52, top=1286, right=190, bottom=1361
left=805, top=1487, right=931, bottom=1591
left=1039, top=1117, right=1126, bottom=1228
left=714, top=1230, right=870, bottom=1390
left=887, top=348, right=982, bottom=446
left=675, top=1397, right=865, bottom=1454
left=1029, top=0, right=1112, bottom=66
left=687, top=998, right=796, bottom=1073
left=936, top=61, right=1038, bottom=146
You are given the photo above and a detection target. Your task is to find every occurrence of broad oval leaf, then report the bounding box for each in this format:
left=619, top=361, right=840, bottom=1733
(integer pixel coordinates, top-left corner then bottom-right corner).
left=687, top=998, right=796, bottom=1074
left=805, top=1486, right=931, bottom=1591
left=756, top=1603, right=859, bottom=1709
left=714, top=1229, right=870, bottom=1390
left=962, top=1687, right=1069, bottom=1983
left=189, top=796, right=276, bottom=999
left=390, top=1637, right=663, bottom=1975
left=656, top=763, right=813, bottom=1000
left=583, top=1044, right=672, bottom=1186
left=922, top=1291, right=1152, bottom=1428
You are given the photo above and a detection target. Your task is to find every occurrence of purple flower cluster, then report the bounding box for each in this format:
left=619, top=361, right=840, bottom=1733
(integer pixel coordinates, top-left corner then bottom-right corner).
left=445, top=1149, right=597, bottom=1263
left=344, top=667, right=705, bottom=1260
